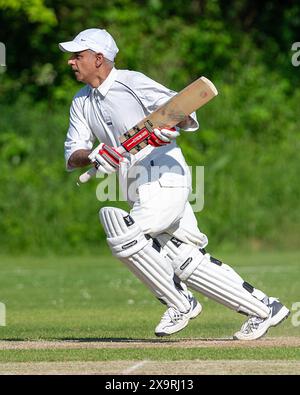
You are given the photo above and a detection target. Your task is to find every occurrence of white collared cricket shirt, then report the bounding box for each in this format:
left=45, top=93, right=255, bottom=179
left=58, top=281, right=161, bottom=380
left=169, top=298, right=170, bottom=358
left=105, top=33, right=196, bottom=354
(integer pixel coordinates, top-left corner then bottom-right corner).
left=65, top=68, right=198, bottom=162
left=65, top=68, right=200, bottom=204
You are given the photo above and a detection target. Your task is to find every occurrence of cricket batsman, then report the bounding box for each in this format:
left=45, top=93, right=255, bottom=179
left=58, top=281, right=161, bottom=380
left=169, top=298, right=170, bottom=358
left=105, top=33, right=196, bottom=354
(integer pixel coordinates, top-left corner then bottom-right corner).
left=60, top=28, right=290, bottom=340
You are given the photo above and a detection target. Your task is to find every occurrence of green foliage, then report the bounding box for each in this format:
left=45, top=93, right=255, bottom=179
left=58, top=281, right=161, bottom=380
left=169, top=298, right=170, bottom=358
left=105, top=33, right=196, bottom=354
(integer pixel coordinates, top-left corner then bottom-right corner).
left=0, top=0, right=299, bottom=253
left=0, top=0, right=57, bottom=25
left=182, top=63, right=300, bottom=250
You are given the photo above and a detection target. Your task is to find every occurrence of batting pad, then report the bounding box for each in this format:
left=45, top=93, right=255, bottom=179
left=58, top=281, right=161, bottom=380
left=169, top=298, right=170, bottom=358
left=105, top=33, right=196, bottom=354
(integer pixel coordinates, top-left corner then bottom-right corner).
left=157, top=233, right=206, bottom=280
left=158, top=234, right=270, bottom=318
left=99, top=207, right=191, bottom=313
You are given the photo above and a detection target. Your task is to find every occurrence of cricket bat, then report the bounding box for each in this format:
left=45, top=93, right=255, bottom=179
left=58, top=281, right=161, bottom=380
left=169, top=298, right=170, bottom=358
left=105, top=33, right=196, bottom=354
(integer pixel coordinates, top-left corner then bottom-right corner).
left=78, top=76, right=218, bottom=184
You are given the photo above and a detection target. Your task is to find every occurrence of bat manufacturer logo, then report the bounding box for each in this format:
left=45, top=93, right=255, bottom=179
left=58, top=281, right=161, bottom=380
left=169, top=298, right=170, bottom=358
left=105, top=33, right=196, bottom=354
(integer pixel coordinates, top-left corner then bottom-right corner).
left=122, top=128, right=150, bottom=151
left=146, top=120, right=154, bottom=128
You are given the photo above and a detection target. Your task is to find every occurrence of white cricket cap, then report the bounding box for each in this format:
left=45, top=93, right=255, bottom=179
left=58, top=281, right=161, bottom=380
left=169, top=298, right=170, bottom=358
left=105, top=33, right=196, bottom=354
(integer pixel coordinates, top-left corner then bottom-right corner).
left=59, top=28, right=119, bottom=61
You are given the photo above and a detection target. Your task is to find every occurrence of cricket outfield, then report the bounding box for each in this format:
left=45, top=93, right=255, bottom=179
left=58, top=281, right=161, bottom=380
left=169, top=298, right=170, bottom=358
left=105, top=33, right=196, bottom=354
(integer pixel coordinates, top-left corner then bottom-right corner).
left=0, top=250, right=299, bottom=375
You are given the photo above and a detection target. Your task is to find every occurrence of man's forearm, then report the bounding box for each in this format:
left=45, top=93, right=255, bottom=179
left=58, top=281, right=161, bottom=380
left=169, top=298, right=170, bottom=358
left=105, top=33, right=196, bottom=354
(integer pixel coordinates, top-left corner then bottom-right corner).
left=68, top=149, right=92, bottom=169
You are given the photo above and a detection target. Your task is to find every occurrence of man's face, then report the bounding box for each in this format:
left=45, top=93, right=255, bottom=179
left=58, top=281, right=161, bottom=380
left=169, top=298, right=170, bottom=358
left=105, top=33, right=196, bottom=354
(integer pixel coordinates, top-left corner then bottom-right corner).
left=68, top=50, right=98, bottom=84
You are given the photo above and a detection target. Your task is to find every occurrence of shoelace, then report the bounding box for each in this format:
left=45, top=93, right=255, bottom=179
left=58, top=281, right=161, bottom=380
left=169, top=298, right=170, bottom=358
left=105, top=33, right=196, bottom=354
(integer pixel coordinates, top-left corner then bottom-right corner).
left=241, top=316, right=265, bottom=333
left=160, top=308, right=183, bottom=323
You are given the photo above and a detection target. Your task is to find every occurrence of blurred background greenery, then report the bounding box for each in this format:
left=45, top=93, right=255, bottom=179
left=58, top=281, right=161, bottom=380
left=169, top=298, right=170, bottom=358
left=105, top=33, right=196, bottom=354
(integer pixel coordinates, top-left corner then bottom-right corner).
left=0, top=0, right=299, bottom=254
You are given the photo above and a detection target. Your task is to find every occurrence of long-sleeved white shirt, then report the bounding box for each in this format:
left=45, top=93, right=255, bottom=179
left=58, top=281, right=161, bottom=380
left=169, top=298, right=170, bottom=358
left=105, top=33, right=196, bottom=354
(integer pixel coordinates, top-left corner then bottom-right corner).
left=65, top=68, right=198, bottom=161
left=65, top=68, right=199, bottom=202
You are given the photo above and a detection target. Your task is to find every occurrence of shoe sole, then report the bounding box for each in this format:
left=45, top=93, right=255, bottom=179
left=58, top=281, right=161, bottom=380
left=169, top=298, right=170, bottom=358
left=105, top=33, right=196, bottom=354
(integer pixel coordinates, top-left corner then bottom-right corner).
left=233, top=307, right=290, bottom=341
left=155, top=319, right=189, bottom=337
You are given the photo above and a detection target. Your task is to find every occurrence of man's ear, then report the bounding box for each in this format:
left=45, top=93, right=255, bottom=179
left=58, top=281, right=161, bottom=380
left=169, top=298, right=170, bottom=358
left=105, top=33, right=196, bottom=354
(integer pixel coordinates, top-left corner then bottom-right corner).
left=95, top=53, right=104, bottom=67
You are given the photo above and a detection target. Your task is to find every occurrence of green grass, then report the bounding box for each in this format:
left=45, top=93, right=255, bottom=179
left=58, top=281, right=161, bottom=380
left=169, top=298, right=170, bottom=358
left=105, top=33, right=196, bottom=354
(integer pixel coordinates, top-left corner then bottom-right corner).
left=0, top=251, right=299, bottom=362
left=0, top=347, right=298, bottom=363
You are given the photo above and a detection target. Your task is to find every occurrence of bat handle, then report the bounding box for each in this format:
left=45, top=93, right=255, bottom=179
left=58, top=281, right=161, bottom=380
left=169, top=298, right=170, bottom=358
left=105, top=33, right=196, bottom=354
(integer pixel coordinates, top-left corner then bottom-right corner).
left=77, top=145, right=126, bottom=185
left=77, top=167, right=97, bottom=185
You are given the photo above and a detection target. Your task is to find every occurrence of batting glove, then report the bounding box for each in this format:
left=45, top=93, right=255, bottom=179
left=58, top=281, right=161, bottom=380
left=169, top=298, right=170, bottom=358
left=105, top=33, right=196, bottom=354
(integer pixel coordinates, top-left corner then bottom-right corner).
left=88, top=143, right=124, bottom=174
left=148, top=127, right=180, bottom=147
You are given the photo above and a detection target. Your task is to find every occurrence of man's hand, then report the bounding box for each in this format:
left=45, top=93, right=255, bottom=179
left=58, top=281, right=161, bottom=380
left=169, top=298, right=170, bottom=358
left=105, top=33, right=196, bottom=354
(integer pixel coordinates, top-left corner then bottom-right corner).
left=148, top=127, right=180, bottom=147
left=88, top=143, right=124, bottom=174
left=68, top=149, right=92, bottom=169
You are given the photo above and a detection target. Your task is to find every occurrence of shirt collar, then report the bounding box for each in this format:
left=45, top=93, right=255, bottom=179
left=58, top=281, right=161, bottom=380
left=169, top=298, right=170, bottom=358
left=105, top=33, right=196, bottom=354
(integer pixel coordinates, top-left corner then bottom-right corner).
left=94, top=67, right=118, bottom=97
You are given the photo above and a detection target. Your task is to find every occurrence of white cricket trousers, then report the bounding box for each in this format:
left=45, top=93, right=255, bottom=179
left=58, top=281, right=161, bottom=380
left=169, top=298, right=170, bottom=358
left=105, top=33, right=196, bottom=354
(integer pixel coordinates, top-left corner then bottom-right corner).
left=130, top=180, right=207, bottom=247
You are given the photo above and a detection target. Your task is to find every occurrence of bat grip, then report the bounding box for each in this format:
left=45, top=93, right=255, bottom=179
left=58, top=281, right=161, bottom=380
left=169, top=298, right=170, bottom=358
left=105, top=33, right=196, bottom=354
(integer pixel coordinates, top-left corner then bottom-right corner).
left=78, top=166, right=97, bottom=184
left=77, top=145, right=126, bottom=185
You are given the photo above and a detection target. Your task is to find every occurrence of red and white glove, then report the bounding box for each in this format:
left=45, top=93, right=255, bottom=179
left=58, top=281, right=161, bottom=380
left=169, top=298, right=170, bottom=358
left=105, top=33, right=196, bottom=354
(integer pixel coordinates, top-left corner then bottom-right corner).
left=148, top=127, right=180, bottom=147
left=88, top=143, right=124, bottom=174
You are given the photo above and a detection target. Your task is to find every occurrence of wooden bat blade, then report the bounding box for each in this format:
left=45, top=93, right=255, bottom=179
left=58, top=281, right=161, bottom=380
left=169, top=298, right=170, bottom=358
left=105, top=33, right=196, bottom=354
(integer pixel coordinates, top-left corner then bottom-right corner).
left=119, top=76, right=218, bottom=154
left=146, top=76, right=218, bottom=128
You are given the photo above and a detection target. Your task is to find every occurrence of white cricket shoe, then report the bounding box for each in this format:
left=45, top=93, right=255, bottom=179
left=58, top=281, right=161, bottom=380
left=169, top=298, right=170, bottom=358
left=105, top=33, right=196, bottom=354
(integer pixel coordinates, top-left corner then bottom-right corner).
left=187, top=292, right=202, bottom=319
left=155, top=293, right=202, bottom=337
left=233, top=297, right=290, bottom=341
